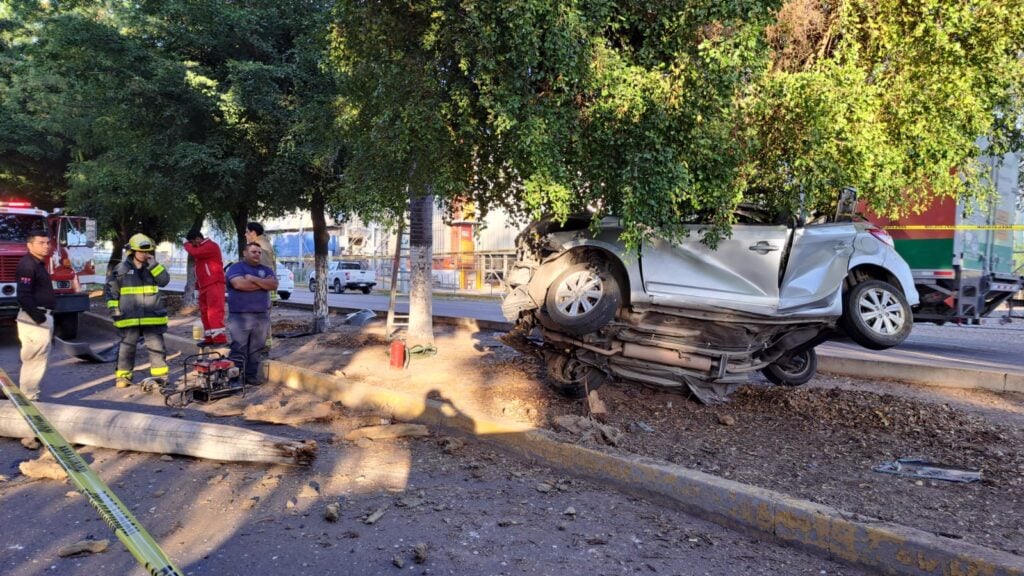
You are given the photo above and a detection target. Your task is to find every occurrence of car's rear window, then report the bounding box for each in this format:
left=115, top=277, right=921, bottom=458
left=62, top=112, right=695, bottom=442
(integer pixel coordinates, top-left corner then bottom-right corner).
left=340, top=262, right=361, bottom=270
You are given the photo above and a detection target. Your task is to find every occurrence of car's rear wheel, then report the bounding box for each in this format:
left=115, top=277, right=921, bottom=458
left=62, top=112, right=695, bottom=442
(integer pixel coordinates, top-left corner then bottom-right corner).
left=333, top=279, right=343, bottom=294
left=360, top=287, right=371, bottom=294
left=308, top=279, right=316, bottom=292
left=544, top=261, right=621, bottom=336
left=762, top=348, right=817, bottom=386
left=841, top=279, right=912, bottom=350
left=544, top=352, right=607, bottom=399
left=278, top=291, right=291, bottom=301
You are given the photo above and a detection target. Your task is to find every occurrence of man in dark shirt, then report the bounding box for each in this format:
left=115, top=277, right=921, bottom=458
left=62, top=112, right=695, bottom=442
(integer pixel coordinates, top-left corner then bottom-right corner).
left=226, top=242, right=277, bottom=385
left=16, top=229, right=56, bottom=400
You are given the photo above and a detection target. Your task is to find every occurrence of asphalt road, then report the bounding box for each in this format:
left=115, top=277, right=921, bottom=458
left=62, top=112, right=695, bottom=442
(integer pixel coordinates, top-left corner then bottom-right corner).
left=0, top=317, right=869, bottom=576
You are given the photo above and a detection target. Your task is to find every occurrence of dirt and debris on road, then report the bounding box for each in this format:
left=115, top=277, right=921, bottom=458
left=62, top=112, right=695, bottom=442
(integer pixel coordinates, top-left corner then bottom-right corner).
left=225, top=307, right=1024, bottom=558
left=0, top=315, right=868, bottom=576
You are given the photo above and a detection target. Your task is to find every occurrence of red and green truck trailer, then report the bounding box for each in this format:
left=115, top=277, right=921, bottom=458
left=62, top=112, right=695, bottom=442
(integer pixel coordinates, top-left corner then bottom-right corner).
left=868, top=153, right=1024, bottom=324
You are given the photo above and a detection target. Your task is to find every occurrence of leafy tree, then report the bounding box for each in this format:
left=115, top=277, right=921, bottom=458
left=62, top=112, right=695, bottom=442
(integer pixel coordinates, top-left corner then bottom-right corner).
left=2, top=9, right=212, bottom=265
left=258, top=17, right=351, bottom=334
left=331, top=1, right=781, bottom=345
left=743, top=0, right=1024, bottom=218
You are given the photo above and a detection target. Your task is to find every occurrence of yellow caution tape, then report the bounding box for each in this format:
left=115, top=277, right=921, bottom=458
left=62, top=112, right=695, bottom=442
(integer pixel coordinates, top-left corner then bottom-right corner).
left=0, top=369, right=184, bottom=576
left=883, top=225, right=1024, bottom=230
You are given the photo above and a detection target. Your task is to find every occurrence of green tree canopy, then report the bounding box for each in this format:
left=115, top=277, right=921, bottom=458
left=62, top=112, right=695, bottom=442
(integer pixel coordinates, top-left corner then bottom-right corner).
left=333, top=0, right=1024, bottom=248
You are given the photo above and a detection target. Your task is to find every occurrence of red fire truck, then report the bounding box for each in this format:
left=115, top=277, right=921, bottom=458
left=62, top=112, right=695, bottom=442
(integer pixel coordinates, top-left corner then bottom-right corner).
left=0, top=200, right=98, bottom=339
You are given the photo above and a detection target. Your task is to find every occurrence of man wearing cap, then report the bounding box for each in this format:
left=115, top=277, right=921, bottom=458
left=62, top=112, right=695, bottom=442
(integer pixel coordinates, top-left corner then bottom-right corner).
left=105, top=233, right=171, bottom=388
left=183, top=229, right=227, bottom=345
left=15, top=229, right=56, bottom=400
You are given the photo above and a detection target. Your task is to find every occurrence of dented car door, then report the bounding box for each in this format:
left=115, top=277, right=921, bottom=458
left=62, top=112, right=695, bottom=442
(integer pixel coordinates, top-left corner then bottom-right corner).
left=641, top=224, right=792, bottom=315
left=779, top=223, right=857, bottom=313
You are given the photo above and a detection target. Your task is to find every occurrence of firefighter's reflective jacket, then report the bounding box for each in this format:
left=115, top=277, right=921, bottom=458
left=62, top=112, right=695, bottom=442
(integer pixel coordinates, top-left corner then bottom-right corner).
left=105, top=259, right=171, bottom=328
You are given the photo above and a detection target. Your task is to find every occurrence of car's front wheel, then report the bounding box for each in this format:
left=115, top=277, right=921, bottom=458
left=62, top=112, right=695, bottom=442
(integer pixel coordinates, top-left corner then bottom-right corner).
left=762, top=348, right=817, bottom=386
left=543, top=261, right=621, bottom=336
left=278, top=291, right=291, bottom=301
left=841, top=279, right=912, bottom=350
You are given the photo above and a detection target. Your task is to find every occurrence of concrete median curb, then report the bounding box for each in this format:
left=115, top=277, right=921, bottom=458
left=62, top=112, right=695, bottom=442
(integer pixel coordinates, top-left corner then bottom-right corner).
left=817, top=354, right=1024, bottom=394
left=266, top=359, right=1024, bottom=576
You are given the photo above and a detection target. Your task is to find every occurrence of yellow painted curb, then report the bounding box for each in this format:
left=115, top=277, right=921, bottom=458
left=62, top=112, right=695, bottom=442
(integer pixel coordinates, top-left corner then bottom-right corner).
left=269, top=359, right=1024, bottom=576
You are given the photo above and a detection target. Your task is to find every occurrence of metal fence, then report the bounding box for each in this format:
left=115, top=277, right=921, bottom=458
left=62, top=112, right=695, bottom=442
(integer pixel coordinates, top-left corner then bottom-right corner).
left=95, top=251, right=517, bottom=297
left=277, top=251, right=516, bottom=296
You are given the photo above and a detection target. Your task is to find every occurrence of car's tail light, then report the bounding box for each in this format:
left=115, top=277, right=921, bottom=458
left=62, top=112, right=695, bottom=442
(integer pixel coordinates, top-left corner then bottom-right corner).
left=869, top=228, right=894, bottom=247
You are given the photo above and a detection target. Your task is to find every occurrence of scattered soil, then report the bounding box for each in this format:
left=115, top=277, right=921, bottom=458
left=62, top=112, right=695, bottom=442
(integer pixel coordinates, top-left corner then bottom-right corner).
left=162, top=306, right=1024, bottom=557
left=1, top=318, right=869, bottom=576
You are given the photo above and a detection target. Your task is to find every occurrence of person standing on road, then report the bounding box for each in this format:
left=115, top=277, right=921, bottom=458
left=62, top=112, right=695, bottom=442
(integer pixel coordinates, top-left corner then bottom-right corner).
left=105, top=233, right=171, bottom=388
left=15, top=229, right=56, bottom=400
left=226, top=242, right=277, bottom=385
left=183, top=229, right=227, bottom=345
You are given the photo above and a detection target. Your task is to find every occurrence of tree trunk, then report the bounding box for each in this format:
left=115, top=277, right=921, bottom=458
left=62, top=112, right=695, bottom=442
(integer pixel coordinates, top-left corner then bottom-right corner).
left=406, top=191, right=434, bottom=346
left=182, top=215, right=205, bottom=307
left=232, top=209, right=249, bottom=259
left=310, top=188, right=330, bottom=333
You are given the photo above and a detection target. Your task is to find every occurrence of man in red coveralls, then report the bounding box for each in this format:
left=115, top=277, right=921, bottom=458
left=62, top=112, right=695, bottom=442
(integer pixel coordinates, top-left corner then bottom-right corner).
left=183, top=229, right=227, bottom=345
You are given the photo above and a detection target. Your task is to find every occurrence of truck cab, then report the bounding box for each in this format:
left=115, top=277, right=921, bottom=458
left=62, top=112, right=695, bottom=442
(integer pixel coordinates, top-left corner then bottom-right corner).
left=307, top=260, right=377, bottom=294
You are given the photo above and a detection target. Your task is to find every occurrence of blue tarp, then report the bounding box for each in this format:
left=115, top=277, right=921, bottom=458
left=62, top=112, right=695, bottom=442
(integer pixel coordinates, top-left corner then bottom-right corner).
left=273, top=232, right=338, bottom=258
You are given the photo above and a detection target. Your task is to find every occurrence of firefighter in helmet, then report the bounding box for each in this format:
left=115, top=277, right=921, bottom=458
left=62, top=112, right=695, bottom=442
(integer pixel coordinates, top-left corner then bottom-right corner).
left=105, top=233, right=171, bottom=388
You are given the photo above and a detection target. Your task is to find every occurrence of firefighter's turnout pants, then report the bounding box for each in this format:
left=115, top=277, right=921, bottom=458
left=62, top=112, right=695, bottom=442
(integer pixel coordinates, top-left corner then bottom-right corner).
left=116, top=325, right=168, bottom=382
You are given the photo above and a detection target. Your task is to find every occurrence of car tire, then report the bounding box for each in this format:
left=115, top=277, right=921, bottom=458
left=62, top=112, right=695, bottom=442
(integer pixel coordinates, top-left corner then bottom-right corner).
left=762, top=348, right=817, bottom=386
left=308, top=279, right=316, bottom=292
left=361, top=287, right=371, bottom=294
left=840, top=279, right=912, bottom=350
left=544, top=352, right=607, bottom=399
left=278, top=291, right=291, bottom=301
left=543, top=261, right=621, bottom=336
left=333, top=279, right=343, bottom=294
left=53, top=312, right=78, bottom=340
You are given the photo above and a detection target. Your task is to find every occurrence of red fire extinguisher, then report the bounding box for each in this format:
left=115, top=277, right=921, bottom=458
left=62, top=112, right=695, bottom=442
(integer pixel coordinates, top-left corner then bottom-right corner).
left=389, top=339, right=407, bottom=370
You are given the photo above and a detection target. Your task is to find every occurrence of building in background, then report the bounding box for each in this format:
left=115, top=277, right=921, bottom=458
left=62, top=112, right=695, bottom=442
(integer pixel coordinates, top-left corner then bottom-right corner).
left=94, top=203, right=527, bottom=294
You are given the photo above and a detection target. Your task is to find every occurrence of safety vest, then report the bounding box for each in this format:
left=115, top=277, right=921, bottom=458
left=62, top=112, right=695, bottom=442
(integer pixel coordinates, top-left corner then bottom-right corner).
left=105, top=258, right=171, bottom=328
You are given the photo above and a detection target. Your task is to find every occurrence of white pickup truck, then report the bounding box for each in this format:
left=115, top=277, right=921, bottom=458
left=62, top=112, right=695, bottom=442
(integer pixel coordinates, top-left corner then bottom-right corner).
left=307, top=260, right=377, bottom=294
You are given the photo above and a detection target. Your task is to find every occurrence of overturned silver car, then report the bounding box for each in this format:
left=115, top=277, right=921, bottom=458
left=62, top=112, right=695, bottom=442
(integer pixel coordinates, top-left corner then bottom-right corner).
left=502, top=203, right=919, bottom=403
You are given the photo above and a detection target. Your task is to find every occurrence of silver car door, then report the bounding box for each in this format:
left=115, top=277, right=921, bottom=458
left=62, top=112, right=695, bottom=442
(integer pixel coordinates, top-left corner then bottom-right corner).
left=778, top=223, right=856, bottom=313
left=642, top=224, right=790, bottom=315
